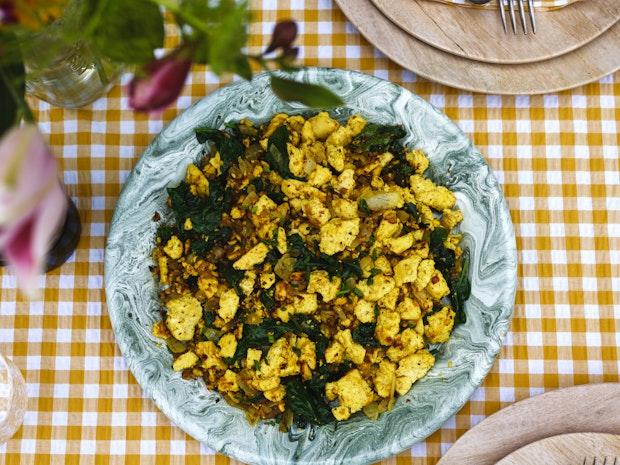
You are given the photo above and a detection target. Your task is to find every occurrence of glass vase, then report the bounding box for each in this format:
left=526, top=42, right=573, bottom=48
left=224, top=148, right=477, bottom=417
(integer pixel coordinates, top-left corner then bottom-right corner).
left=23, top=20, right=123, bottom=109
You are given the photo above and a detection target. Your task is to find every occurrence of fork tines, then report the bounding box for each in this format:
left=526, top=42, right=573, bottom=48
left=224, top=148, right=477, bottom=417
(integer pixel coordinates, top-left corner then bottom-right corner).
left=498, top=0, right=536, bottom=34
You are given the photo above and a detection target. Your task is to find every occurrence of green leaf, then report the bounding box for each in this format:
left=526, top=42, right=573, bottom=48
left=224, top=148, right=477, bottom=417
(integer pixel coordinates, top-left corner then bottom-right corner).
left=430, top=227, right=449, bottom=250
left=266, top=125, right=294, bottom=178
left=91, top=0, right=164, bottom=63
left=351, top=323, right=381, bottom=347
left=217, top=261, right=245, bottom=296
left=270, top=76, right=343, bottom=108
left=403, top=202, right=420, bottom=222
left=450, top=251, right=471, bottom=325
left=287, top=234, right=362, bottom=280
left=350, top=123, right=406, bottom=153
left=195, top=127, right=244, bottom=174
left=0, top=60, right=25, bottom=137
left=207, top=0, right=249, bottom=75
left=358, top=199, right=371, bottom=215
left=284, top=377, right=334, bottom=426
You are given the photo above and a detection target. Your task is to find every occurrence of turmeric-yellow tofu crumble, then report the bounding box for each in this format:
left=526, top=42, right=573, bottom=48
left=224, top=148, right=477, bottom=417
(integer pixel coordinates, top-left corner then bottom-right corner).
left=151, top=112, right=470, bottom=428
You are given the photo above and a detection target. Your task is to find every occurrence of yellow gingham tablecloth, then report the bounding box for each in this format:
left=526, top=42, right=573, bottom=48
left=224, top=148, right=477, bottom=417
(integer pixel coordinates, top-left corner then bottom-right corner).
left=1, top=1, right=619, bottom=464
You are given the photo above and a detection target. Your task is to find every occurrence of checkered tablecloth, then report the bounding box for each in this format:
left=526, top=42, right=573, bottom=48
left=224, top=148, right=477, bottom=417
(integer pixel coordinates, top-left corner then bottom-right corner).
left=0, top=1, right=619, bottom=464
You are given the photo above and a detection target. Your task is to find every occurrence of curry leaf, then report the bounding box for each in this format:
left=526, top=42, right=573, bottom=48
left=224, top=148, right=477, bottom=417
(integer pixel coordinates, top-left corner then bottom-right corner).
left=284, top=377, right=334, bottom=426
left=266, top=125, right=295, bottom=178
left=270, top=76, right=343, bottom=108
left=404, top=202, right=420, bottom=222
left=217, top=261, right=245, bottom=296
left=351, top=323, right=380, bottom=347
left=350, top=123, right=406, bottom=153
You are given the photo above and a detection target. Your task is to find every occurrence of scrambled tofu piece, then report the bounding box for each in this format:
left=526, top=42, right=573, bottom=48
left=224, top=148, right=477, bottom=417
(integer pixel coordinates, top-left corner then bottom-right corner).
left=319, top=218, right=360, bottom=255
left=165, top=295, right=202, bottom=341
left=173, top=351, right=198, bottom=372
left=302, top=198, right=331, bottom=226
left=152, top=321, right=170, bottom=339
left=378, top=287, right=399, bottom=311
left=239, top=271, right=256, bottom=296
left=301, top=120, right=315, bottom=144
left=325, top=369, right=374, bottom=420
left=307, top=165, right=332, bottom=187
left=394, top=256, right=421, bottom=286
left=386, top=329, right=425, bottom=362
left=374, top=255, right=392, bottom=275
left=397, top=297, right=421, bottom=321
left=375, top=217, right=402, bottom=242
left=218, top=369, right=240, bottom=393
left=410, top=174, right=456, bottom=211
left=308, top=112, right=339, bottom=140
left=163, top=236, right=183, bottom=260
left=198, top=276, right=218, bottom=298
left=356, top=275, right=395, bottom=302
left=246, top=348, right=262, bottom=368
left=158, top=256, right=168, bottom=284
left=327, top=329, right=366, bottom=365
left=233, top=243, right=270, bottom=270
left=326, top=126, right=354, bottom=147
left=218, top=289, right=240, bottom=323
left=346, top=114, right=367, bottom=136
left=354, top=299, right=376, bottom=323
left=281, top=179, right=326, bottom=201
left=218, top=333, right=238, bottom=359
left=424, top=306, right=456, bottom=343
left=307, top=270, right=341, bottom=303
left=426, top=270, right=450, bottom=300
left=254, top=194, right=277, bottom=216
left=332, top=198, right=358, bottom=219
left=186, top=164, right=209, bottom=197
left=374, top=360, right=396, bottom=398
left=395, top=350, right=435, bottom=395
left=276, top=227, right=288, bottom=254
left=288, top=143, right=306, bottom=178
left=375, top=310, right=401, bottom=345
left=264, top=385, right=286, bottom=402
left=326, top=144, right=346, bottom=172
left=332, top=169, right=355, bottom=193
left=442, top=208, right=464, bottom=229
left=195, top=341, right=227, bottom=370
left=414, top=259, right=435, bottom=291
left=292, top=293, right=318, bottom=314
left=183, top=218, right=193, bottom=230
left=385, top=232, right=415, bottom=255
left=263, top=113, right=287, bottom=138
left=405, top=150, right=429, bottom=174
left=260, top=272, right=276, bottom=289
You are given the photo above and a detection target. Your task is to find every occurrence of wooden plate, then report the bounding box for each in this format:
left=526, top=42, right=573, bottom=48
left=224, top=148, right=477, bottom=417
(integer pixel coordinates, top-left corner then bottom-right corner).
left=497, top=433, right=620, bottom=465
left=371, top=0, right=620, bottom=64
left=335, top=0, right=620, bottom=94
left=437, top=383, right=620, bottom=465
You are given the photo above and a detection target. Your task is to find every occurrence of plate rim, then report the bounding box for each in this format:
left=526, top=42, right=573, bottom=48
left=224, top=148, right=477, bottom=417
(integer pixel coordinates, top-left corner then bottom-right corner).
left=369, top=0, right=620, bottom=65
left=105, top=67, right=518, bottom=465
left=334, top=0, right=620, bottom=95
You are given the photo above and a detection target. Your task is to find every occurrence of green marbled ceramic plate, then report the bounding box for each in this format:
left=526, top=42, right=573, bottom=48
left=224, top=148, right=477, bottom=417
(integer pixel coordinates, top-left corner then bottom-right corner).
left=105, top=68, right=517, bottom=465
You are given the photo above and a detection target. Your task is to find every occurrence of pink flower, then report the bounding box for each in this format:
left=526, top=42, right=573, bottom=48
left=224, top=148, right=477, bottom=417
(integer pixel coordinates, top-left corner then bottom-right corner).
left=0, top=124, right=68, bottom=297
left=128, top=50, right=192, bottom=112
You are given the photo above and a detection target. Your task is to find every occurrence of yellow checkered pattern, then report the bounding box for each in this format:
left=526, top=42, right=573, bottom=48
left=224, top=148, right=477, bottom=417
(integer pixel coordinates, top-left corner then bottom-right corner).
left=1, top=1, right=618, bottom=464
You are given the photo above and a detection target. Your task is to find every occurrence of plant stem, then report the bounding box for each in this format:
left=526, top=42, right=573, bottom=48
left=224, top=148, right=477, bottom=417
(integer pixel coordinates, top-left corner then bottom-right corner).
left=0, top=67, right=34, bottom=123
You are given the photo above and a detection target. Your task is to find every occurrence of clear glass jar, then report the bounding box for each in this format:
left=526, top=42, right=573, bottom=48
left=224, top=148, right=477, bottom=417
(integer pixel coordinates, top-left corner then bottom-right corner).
left=0, top=354, right=27, bottom=444
left=22, top=13, right=123, bottom=109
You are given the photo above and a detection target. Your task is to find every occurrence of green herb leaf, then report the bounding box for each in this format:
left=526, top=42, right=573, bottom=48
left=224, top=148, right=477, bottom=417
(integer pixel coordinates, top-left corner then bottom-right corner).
left=259, top=289, right=276, bottom=311
left=351, top=323, right=380, bottom=347
left=450, top=251, right=471, bottom=325
left=266, top=125, right=295, bottom=178
left=217, top=261, right=245, bottom=296
left=287, top=234, right=362, bottom=280
left=284, top=377, right=334, bottom=427
left=194, top=127, right=244, bottom=174
left=350, top=123, right=406, bottom=153
left=91, top=0, right=164, bottom=63
left=404, top=202, right=420, bottom=222
left=0, top=56, right=25, bottom=137
left=206, top=0, right=249, bottom=76
left=430, top=227, right=449, bottom=250
left=270, top=76, right=343, bottom=108
left=358, top=199, right=371, bottom=215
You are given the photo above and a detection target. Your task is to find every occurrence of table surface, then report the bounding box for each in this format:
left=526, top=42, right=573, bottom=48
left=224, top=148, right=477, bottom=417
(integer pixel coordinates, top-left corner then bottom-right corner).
left=0, top=1, right=619, bottom=464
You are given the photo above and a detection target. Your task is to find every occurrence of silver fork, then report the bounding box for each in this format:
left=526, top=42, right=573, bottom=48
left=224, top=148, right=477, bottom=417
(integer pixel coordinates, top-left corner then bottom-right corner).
left=497, top=0, right=536, bottom=34
left=582, top=458, right=619, bottom=465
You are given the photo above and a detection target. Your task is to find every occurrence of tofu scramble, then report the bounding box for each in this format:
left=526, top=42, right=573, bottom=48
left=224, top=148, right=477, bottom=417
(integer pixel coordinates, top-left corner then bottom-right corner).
left=151, top=112, right=471, bottom=428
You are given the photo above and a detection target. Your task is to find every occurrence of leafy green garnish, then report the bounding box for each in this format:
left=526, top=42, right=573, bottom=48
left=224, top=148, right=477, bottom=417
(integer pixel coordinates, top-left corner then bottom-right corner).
left=358, top=199, right=371, bottom=215
left=350, top=123, right=406, bottom=153
left=0, top=45, right=25, bottom=137
left=351, top=323, right=380, bottom=347
left=91, top=0, right=164, bottom=63
left=270, top=76, right=343, bottom=109
left=203, top=309, right=216, bottom=327
left=287, top=234, right=362, bottom=280
left=194, top=127, right=245, bottom=174
left=284, top=377, right=334, bottom=427
left=217, top=261, right=245, bottom=296
left=265, top=125, right=295, bottom=178
left=259, top=289, right=276, bottom=311
left=404, top=202, right=420, bottom=222
left=450, top=251, right=471, bottom=325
